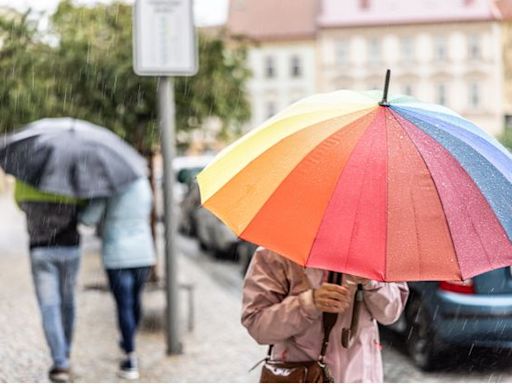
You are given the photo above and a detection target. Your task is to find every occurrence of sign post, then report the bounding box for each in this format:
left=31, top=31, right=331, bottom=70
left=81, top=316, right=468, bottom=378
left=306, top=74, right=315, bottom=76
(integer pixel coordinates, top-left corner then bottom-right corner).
left=133, top=0, right=198, bottom=355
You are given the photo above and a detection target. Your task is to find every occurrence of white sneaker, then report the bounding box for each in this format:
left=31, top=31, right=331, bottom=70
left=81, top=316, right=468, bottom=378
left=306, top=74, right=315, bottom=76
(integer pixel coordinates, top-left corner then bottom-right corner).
left=118, top=353, right=139, bottom=380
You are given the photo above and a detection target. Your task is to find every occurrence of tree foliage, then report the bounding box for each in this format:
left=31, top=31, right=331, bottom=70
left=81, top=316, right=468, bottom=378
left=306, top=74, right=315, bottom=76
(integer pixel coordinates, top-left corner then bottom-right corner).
left=0, top=11, right=53, bottom=132
left=499, top=129, right=512, bottom=151
left=0, top=1, right=251, bottom=152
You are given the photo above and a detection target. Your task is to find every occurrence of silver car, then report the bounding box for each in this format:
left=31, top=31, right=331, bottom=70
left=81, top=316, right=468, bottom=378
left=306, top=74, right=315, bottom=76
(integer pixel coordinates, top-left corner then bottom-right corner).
left=179, top=180, right=256, bottom=261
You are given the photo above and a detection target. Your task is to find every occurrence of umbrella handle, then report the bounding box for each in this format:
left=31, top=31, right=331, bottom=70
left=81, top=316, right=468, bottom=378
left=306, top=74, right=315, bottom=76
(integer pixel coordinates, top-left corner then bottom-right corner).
left=341, top=283, right=364, bottom=348
left=327, top=271, right=342, bottom=285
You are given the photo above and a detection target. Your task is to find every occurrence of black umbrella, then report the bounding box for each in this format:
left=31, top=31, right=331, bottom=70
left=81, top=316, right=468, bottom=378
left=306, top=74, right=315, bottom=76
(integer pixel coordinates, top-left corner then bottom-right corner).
left=0, top=118, right=147, bottom=198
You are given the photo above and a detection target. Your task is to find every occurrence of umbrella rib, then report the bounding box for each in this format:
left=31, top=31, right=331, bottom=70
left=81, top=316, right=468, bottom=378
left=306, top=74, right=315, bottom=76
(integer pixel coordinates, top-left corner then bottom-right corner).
left=389, top=110, right=471, bottom=281
left=395, top=107, right=512, bottom=182
left=301, top=111, right=381, bottom=271
left=396, top=108, right=512, bottom=243
left=386, top=110, right=439, bottom=281
left=235, top=110, right=380, bottom=264
left=199, top=106, right=376, bottom=206
left=342, top=118, right=383, bottom=279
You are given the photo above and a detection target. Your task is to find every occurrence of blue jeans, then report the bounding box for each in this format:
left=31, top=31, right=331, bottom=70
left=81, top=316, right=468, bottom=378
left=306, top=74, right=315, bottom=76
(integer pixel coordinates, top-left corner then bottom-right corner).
left=106, top=267, right=150, bottom=354
left=30, top=246, right=81, bottom=369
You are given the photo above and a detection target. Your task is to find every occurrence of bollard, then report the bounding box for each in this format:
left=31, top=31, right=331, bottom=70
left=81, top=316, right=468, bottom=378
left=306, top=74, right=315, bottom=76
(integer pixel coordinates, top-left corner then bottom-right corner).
left=179, top=283, right=195, bottom=333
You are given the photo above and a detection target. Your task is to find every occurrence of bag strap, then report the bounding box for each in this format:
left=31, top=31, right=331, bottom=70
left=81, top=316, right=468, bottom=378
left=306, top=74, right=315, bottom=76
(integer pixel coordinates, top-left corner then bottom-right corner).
left=317, top=271, right=340, bottom=363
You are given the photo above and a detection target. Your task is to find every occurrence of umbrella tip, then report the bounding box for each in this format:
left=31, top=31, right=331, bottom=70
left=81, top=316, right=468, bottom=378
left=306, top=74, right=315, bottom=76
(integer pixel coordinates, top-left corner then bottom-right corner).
left=379, top=69, right=391, bottom=107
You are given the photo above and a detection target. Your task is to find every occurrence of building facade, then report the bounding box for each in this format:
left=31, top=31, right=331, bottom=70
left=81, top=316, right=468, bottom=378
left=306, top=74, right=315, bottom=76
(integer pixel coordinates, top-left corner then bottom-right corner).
left=246, top=41, right=316, bottom=126
left=228, top=0, right=508, bottom=136
left=227, top=0, right=318, bottom=128
left=317, top=0, right=505, bottom=136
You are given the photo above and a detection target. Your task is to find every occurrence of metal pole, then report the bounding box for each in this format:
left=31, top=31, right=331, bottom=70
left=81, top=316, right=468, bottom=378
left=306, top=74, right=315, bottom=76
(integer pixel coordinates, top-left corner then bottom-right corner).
left=159, top=76, right=183, bottom=355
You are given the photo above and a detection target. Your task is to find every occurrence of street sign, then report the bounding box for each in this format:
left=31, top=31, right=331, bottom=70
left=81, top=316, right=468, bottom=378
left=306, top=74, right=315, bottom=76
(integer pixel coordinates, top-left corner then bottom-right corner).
left=133, top=0, right=198, bottom=76
left=133, top=0, right=199, bottom=356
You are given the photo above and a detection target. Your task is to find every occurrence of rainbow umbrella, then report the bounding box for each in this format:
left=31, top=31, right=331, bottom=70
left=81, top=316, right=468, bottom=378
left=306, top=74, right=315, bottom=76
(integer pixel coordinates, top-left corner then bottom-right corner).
left=197, top=71, right=512, bottom=282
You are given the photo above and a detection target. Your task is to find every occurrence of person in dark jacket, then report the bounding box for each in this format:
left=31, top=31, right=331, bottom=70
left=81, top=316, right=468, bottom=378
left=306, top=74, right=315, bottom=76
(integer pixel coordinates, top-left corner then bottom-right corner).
left=15, top=180, right=82, bottom=383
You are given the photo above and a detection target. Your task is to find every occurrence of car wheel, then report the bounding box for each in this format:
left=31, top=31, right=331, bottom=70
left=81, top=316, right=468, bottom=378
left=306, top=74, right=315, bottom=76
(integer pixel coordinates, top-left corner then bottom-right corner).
left=189, top=218, right=197, bottom=237
left=213, top=243, right=237, bottom=260
left=405, top=297, right=440, bottom=371
left=198, top=237, right=209, bottom=252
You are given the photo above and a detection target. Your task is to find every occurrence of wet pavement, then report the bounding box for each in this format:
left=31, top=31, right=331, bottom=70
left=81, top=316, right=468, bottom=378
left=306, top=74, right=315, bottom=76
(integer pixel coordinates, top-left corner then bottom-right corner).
left=1, top=183, right=512, bottom=382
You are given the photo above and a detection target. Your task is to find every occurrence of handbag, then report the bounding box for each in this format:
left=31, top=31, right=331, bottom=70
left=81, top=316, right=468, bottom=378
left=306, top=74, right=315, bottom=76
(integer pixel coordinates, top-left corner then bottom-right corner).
left=259, top=272, right=364, bottom=383
left=260, top=357, right=329, bottom=383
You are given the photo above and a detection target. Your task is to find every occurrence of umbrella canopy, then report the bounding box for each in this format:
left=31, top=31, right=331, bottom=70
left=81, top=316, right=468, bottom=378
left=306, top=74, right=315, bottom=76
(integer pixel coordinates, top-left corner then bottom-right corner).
left=197, top=79, right=512, bottom=282
left=0, top=118, right=147, bottom=198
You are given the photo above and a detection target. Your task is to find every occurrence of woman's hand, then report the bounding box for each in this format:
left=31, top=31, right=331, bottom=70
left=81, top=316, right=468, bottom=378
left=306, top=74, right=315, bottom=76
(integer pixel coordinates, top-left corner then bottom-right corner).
left=312, top=283, right=352, bottom=313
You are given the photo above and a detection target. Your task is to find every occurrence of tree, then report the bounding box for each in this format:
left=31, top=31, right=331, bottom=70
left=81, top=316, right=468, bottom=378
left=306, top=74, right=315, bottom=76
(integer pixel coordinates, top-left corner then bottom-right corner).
left=0, top=10, right=54, bottom=133
left=45, top=1, right=251, bottom=273
left=0, top=1, right=251, bottom=151
left=499, top=129, right=512, bottom=151
left=48, top=0, right=251, bottom=153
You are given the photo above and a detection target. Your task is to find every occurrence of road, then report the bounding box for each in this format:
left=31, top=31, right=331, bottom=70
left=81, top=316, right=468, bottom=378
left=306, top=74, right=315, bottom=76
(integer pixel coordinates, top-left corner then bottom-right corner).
left=177, top=234, right=512, bottom=383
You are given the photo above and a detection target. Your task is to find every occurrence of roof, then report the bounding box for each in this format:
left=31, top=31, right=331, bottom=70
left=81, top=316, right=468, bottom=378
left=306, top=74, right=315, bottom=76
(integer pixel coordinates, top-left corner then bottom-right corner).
left=319, top=0, right=502, bottom=28
left=495, top=0, right=512, bottom=20
left=227, top=0, right=319, bottom=42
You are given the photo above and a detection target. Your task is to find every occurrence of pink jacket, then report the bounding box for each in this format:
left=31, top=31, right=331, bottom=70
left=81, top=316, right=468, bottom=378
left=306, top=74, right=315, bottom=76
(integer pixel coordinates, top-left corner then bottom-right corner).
left=242, top=248, right=409, bottom=383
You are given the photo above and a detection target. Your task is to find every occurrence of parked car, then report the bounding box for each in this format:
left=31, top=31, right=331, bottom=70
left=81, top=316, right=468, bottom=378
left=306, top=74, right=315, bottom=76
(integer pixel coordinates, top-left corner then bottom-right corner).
left=388, top=268, right=512, bottom=371
left=154, top=154, right=215, bottom=221
left=238, top=240, right=258, bottom=275
left=173, top=155, right=214, bottom=202
left=179, top=179, right=257, bottom=260
left=194, top=206, right=239, bottom=259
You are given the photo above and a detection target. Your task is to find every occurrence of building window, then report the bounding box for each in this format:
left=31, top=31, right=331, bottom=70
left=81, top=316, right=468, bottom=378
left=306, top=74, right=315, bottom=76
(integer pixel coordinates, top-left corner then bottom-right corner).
left=468, top=33, right=481, bottom=60
left=368, top=38, right=381, bottom=64
left=335, top=40, right=349, bottom=66
left=266, top=101, right=276, bottom=118
left=434, top=36, right=448, bottom=61
left=436, top=83, right=447, bottom=105
left=469, top=82, right=480, bottom=108
left=360, top=0, right=370, bottom=9
left=265, top=56, right=275, bottom=78
left=403, top=84, right=413, bottom=96
left=400, top=37, right=415, bottom=62
left=290, top=55, right=302, bottom=78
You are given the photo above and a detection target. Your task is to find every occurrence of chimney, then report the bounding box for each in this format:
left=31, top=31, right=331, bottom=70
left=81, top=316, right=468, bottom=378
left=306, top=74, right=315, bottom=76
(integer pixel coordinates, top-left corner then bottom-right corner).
left=360, top=0, right=370, bottom=10
left=464, top=0, right=474, bottom=6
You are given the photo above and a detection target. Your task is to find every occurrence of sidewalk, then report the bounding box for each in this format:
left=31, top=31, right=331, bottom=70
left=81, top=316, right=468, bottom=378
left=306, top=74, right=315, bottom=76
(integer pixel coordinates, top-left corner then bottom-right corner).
left=3, top=186, right=512, bottom=383
left=0, top=188, right=265, bottom=382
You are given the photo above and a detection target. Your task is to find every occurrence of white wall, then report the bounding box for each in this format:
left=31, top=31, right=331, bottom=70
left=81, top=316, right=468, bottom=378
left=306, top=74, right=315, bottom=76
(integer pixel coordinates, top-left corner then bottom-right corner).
left=246, top=41, right=317, bottom=128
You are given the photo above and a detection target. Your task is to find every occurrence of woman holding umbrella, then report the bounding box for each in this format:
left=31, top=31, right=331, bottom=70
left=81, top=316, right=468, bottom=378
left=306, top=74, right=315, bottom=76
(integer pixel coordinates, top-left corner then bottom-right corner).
left=196, top=71, right=512, bottom=381
left=242, top=248, right=408, bottom=382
